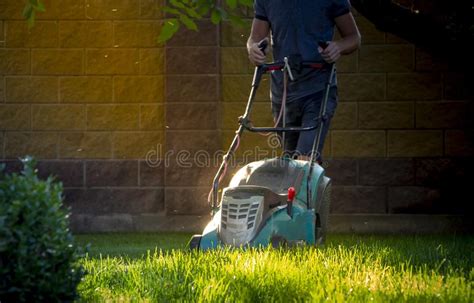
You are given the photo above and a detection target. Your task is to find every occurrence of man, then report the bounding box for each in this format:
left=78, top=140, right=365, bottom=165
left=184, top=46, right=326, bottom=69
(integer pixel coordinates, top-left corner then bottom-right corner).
left=247, top=0, right=361, bottom=163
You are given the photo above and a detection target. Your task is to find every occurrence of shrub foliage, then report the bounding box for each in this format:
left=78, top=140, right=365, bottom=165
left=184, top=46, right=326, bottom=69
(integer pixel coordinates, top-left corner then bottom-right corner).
left=0, top=157, right=84, bottom=302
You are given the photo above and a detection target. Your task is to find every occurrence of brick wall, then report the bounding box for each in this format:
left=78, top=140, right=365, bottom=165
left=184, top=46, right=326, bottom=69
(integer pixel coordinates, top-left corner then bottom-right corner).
left=1, top=2, right=472, bottom=232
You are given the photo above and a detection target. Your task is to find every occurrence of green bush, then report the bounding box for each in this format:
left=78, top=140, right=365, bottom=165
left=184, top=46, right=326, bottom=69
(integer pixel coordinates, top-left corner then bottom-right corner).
left=0, top=157, right=84, bottom=302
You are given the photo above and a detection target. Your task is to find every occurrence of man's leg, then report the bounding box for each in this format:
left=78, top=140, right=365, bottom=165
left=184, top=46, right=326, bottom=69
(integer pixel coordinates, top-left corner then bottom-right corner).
left=271, top=101, right=302, bottom=157
left=296, top=89, right=338, bottom=163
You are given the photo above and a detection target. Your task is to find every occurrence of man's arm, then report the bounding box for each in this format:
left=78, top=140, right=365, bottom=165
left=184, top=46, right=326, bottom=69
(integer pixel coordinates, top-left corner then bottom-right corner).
left=247, top=19, right=271, bottom=65
left=319, top=12, right=361, bottom=63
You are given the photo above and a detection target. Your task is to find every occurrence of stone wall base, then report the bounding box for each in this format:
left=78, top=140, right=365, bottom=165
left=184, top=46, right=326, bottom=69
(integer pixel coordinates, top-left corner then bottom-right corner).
left=71, top=214, right=473, bottom=234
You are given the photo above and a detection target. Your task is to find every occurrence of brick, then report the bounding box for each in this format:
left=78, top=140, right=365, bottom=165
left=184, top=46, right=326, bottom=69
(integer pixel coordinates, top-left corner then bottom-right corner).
left=113, top=132, right=164, bottom=159
left=221, top=47, right=253, bottom=74
left=165, top=187, right=209, bottom=215
left=445, top=130, right=474, bottom=157
left=387, top=73, right=441, bottom=100
left=0, top=160, right=22, bottom=174
left=114, top=76, right=164, bottom=103
left=332, top=131, right=386, bottom=157
left=64, top=188, right=164, bottom=215
left=0, top=133, right=4, bottom=159
left=324, top=159, right=357, bottom=185
left=359, top=158, right=415, bottom=186
left=388, top=131, right=443, bottom=157
left=166, top=47, right=218, bottom=74
left=167, top=131, right=220, bottom=155
left=388, top=187, right=440, bottom=213
left=0, top=105, right=30, bottom=130
left=59, top=132, right=112, bottom=159
left=331, top=186, right=386, bottom=213
left=415, top=158, right=474, bottom=194
left=55, top=0, right=86, bottom=19
left=30, top=0, right=58, bottom=19
left=31, top=105, right=85, bottom=131
left=166, top=103, right=217, bottom=130
left=86, top=49, right=139, bottom=75
left=222, top=131, right=277, bottom=159
left=415, top=158, right=456, bottom=186
left=221, top=102, right=273, bottom=130
left=359, top=45, right=414, bottom=72
left=6, top=21, right=58, bottom=48
left=331, top=102, right=357, bottom=129
left=359, top=102, right=414, bottom=129
left=87, top=105, right=139, bottom=130
left=60, top=77, right=113, bottom=103
left=114, top=21, right=161, bottom=47
left=0, top=77, right=4, bottom=102
left=59, top=21, right=113, bottom=48
left=37, top=160, right=84, bottom=187
left=338, top=74, right=385, bottom=101
left=4, top=132, right=58, bottom=159
left=32, top=49, right=84, bottom=75
left=337, top=51, right=358, bottom=73
left=415, top=48, right=449, bottom=72
left=166, top=75, right=218, bottom=102
left=139, top=49, right=165, bottom=75
left=168, top=21, right=218, bottom=47
left=85, top=0, right=140, bottom=19
left=165, top=162, right=216, bottom=187
left=355, top=15, right=385, bottom=44
left=6, top=77, right=58, bottom=103
left=221, top=21, right=252, bottom=47
left=443, top=72, right=474, bottom=100
left=140, top=160, right=164, bottom=186
left=386, top=33, right=410, bottom=44
left=86, top=160, right=138, bottom=187
left=0, top=49, right=30, bottom=75
left=322, top=131, right=332, bottom=159
left=140, top=105, right=164, bottom=130
left=0, top=1, right=24, bottom=19
left=139, top=0, right=165, bottom=19
left=222, top=75, right=270, bottom=102
left=416, top=101, right=469, bottom=129
left=0, top=22, right=3, bottom=47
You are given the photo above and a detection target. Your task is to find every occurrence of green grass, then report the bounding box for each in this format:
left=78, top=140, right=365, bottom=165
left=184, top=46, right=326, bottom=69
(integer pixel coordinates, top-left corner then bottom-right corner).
left=76, top=233, right=473, bottom=302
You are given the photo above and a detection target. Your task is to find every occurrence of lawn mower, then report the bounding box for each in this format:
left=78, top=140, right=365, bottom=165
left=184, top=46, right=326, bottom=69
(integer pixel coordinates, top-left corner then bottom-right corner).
left=189, top=42, right=334, bottom=250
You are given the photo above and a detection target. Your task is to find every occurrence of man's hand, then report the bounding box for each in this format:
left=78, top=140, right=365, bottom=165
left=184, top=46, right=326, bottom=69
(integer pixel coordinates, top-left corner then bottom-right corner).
left=318, top=41, right=342, bottom=64
left=248, top=38, right=268, bottom=65
left=247, top=19, right=270, bottom=65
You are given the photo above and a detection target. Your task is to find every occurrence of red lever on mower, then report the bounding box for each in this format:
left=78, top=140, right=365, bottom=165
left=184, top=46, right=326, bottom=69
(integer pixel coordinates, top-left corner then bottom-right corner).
left=288, top=187, right=296, bottom=201
left=287, top=187, right=296, bottom=217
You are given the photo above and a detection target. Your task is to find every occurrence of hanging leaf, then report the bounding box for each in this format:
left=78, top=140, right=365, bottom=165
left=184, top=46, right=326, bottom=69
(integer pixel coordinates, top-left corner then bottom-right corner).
left=157, top=19, right=181, bottom=43
left=226, top=0, right=238, bottom=9
left=179, top=14, right=198, bottom=31
left=211, top=9, right=221, bottom=24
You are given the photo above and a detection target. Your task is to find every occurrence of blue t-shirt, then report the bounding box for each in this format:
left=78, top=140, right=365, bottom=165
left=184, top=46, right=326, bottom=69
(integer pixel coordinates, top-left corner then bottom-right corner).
left=254, top=0, right=351, bottom=103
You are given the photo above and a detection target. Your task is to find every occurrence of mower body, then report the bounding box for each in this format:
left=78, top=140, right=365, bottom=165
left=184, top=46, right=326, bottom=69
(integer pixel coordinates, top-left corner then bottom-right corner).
left=192, top=157, right=331, bottom=250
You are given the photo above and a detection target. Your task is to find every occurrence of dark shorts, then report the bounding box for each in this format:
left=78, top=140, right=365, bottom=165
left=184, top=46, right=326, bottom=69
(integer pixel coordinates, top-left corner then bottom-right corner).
left=271, top=87, right=338, bottom=161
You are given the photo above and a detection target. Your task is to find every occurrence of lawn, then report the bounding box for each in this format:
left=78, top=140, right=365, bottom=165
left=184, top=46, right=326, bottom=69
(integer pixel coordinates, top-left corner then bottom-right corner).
left=75, top=233, right=473, bottom=302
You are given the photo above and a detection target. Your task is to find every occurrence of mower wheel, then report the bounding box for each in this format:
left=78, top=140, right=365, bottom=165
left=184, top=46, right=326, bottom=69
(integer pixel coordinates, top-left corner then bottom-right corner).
left=188, top=234, right=202, bottom=250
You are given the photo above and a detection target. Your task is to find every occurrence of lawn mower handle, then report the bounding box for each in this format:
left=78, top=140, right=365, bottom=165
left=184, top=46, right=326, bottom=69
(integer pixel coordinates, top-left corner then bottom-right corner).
left=209, top=59, right=334, bottom=213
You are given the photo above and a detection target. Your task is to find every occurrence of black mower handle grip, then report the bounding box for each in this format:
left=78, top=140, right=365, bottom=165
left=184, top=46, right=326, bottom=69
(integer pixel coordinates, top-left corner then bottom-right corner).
left=318, top=40, right=329, bottom=49
left=258, top=39, right=268, bottom=55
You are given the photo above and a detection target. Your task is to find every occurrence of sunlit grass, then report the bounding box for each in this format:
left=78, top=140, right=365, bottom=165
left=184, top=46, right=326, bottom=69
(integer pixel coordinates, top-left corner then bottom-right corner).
left=76, top=234, right=473, bottom=302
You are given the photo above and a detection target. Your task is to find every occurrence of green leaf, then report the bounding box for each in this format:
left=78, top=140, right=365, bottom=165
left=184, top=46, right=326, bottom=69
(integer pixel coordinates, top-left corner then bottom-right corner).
left=226, top=0, right=237, bottom=9
left=238, top=0, right=253, bottom=7
left=158, top=19, right=181, bottom=43
left=211, top=9, right=221, bottom=24
left=162, top=6, right=182, bottom=16
left=179, top=14, right=198, bottom=31
left=35, top=1, right=46, bottom=12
